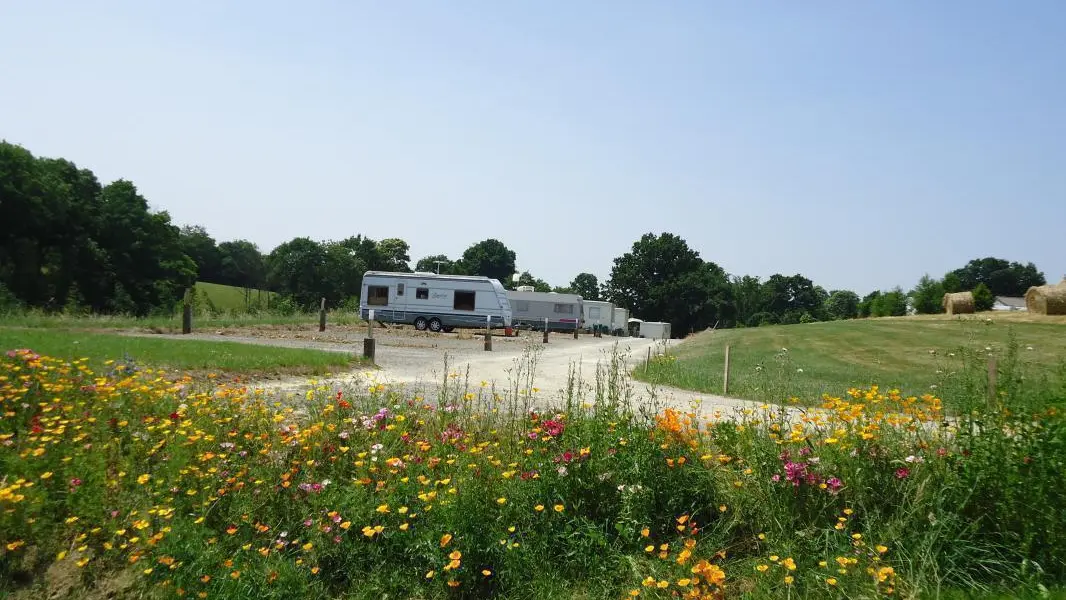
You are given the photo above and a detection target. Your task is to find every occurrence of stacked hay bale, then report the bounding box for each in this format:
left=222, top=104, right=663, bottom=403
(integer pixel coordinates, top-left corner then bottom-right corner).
left=942, top=291, right=975, bottom=315
left=1024, top=279, right=1066, bottom=315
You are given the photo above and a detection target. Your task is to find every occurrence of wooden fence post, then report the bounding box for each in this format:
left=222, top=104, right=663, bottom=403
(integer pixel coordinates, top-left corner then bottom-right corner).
left=543, top=318, right=549, bottom=344
left=182, top=288, right=192, bottom=334
left=319, top=297, right=326, bottom=332
left=987, top=355, right=997, bottom=406
left=723, top=345, right=731, bottom=396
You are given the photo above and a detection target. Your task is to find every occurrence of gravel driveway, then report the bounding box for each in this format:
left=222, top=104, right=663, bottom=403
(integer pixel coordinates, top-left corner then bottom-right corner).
left=137, top=326, right=799, bottom=419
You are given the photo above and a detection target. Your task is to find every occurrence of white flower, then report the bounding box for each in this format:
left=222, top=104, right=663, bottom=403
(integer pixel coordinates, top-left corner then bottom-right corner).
left=796, top=368, right=804, bottom=373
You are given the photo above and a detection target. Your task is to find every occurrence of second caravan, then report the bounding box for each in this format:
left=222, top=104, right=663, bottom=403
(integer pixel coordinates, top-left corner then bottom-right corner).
left=506, top=289, right=584, bottom=332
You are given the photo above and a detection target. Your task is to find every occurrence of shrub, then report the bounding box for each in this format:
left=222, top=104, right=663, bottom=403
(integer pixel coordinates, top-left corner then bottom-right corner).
left=973, top=283, right=995, bottom=311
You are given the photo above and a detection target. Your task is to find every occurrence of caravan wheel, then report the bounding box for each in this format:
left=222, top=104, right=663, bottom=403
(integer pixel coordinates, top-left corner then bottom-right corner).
left=428, top=318, right=443, bottom=332
left=414, top=317, right=428, bottom=331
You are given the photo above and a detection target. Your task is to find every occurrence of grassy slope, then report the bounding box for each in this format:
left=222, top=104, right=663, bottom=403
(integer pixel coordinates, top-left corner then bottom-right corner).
left=635, top=312, right=1066, bottom=405
left=194, top=281, right=277, bottom=311
left=0, top=327, right=361, bottom=376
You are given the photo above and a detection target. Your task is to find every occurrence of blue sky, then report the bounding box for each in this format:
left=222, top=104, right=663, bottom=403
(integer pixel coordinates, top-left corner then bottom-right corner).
left=2, top=1, right=1063, bottom=295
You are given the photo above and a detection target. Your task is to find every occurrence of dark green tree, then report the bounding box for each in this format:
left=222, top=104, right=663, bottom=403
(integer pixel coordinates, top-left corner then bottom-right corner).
left=947, top=257, right=1045, bottom=297
left=513, top=271, right=551, bottom=292
left=414, top=255, right=453, bottom=274
left=605, top=232, right=733, bottom=334
left=376, top=238, right=411, bottom=272
left=179, top=225, right=224, bottom=283
left=909, top=274, right=945, bottom=314
left=218, top=240, right=266, bottom=289
left=569, top=273, right=601, bottom=301
left=824, top=290, right=860, bottom=320
left=456, top=239, right=516, bottom=282
left=265, top=237, right=329, bottom=309
left=858, top=291, right=881, bottom=318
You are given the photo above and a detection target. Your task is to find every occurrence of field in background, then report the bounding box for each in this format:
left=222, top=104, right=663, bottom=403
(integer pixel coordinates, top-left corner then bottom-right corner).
left=636, top=312, right=1066, bottom=408
left=0, top=327, right=362, bottom=376
left=192, top=281, right=279, bottom=311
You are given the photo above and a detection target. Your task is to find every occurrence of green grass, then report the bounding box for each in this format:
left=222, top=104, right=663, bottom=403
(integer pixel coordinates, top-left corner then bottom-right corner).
left=0, top=311, right=364, bottom=332
left=0, top=327, right=363, bottom=376
left=194, top=281, right=278, bottom=312
left=3, top=343, right=1065, bottom=599
left=635, top=313, right=1066, bottom=407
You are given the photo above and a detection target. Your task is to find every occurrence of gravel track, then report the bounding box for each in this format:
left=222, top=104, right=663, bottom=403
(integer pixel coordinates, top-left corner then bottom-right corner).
left=132, top=328, right=799, bottom=418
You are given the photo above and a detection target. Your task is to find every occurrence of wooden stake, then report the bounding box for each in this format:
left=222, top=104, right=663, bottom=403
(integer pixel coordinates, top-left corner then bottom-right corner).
left=988, top=355, right=997, bottom=406
left=182, top=288, right=192, bottom=335
left=319, top=297, right=326, bottom=332
left=723, top=344, right=732, bottom=395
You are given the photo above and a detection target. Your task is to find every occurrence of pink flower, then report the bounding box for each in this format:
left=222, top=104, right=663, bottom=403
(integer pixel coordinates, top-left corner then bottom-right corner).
left=826, top=477, right=843, bottom=494
left=895, top=467, right=910, bottom=479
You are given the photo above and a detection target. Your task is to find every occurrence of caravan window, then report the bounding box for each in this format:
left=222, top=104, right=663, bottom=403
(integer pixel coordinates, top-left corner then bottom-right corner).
left=416, top=287, right=429, bottom=300
left=554, top=304, right=574, bottom=314
left=514, top=301, right=530, bottom=312
left=454, top=290, right=476, bottom=311
left=367, top=285, right=389, bottom=306
left=397, top=283, right=405, bottom=296
left=588, top=307, right=601, bottom=319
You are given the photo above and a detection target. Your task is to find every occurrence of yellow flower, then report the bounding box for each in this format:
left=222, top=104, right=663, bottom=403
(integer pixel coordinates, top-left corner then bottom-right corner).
left=640, top=527, right=650, bottom=537
left=496, top=497, right=507, bottom=505
left=137, top=474, right=151, bottom=485
left=40, top=472, right=53, bottom=480
left=554, top=504, right=564, bottom=513
left=482, top=569, right=492, bottom=576
left=782, top=557, right=797, bottom=571
left=534, top=505, right=544, bottom=512
left=440, top=533, right=453, bottom=547
left=340, top=521, right=351, bottom=530
left=784, top=575, right=794, bottom=585
left=425, top=570, right=435, bottom=579
left=876, top=544, right=889, bottom=554
left=826, top=577, right=838, bottom=586
left=376, top=504, right=390, bottom=514
left=756, top=564, right=769, bottom=573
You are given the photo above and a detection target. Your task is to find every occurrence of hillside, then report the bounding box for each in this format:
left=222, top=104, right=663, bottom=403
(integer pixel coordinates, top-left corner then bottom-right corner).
left=635, top=312, right=1066, bottom=406
left=193, top=281, right=278, bottom=312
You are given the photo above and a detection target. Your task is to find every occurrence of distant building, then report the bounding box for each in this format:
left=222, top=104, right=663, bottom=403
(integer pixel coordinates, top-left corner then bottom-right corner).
left=992, top=296, right=1027, bottom=312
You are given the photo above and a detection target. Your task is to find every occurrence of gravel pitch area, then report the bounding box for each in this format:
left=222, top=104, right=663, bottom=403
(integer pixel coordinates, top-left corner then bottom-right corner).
left=130, top=324, right=797, bottom=418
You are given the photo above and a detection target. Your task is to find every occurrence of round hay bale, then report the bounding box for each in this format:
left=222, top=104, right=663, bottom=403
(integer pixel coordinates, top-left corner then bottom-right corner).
left=1024, top=281, right=1066, bottom=315
left=942, top=291, right=975, bottom=315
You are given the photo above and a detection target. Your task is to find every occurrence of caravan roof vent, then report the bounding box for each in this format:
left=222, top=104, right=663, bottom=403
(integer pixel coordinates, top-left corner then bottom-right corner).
left=516, top=285, right=535, bottom=292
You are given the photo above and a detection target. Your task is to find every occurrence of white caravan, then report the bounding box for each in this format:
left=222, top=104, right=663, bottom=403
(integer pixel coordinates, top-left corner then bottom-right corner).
left=359, top=271, right=512, bottom=333
left=582, top=300, right=615, bottom=334
left=611, top=307, right=629, bottom=336
left=506, top=290, right=584, bottom=332
left=637, top=321, right=672, bottom=340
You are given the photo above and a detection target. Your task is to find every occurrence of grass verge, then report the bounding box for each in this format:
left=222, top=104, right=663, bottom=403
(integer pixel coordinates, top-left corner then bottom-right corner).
left=634, top=314, right=1066, bottom=408
left=0, top=311, right=364, bottom=333
left=0, top=341, right=1064, bottom=598
left=0, top=327, right=362, bottom=377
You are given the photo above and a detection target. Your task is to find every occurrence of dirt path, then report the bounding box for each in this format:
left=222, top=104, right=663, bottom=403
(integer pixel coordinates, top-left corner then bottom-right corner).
left=137, top=328, right=796, bottom=418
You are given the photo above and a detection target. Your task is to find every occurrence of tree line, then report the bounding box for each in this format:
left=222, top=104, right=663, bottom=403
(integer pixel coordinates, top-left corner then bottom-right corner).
left=0, top=141, right=1050, bottom=331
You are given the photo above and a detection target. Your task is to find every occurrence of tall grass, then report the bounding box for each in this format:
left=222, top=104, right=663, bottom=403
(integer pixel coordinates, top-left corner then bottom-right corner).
left=1, top=336, right=1063, bottom=599
left=0, top=308, right=364, bottom=332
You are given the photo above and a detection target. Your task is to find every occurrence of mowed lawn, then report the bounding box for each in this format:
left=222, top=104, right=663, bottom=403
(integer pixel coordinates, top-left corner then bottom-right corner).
left=636, top=312, right=1066, bottom=406
left=194, top=281, right=278, bottom=311
left=0, top=327, right=362, bottom=376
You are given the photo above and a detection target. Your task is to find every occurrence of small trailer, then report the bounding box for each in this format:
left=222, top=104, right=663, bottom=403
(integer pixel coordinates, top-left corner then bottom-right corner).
left=359, top=271, right=512, bottom=333
left=582, top=300, right=615, bottom=334
left=637, top=320, right=672, bottom=340
left=506, top=290, right=584, bottom=332
left=611, top=307, right=629, bottom=336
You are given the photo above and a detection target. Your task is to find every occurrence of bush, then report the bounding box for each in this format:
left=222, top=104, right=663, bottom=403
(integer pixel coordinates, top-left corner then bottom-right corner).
left=974, top=283, right=995, bottom=311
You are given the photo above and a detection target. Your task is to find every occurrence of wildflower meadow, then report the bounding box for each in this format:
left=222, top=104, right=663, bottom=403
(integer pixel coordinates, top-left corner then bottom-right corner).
left=1, top=340, right=1064, bottom=599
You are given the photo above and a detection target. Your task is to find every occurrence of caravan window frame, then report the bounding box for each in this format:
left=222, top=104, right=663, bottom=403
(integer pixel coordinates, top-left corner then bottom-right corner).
left=515, top=300, right=530, bottom=312
left=454, top=290, right=476, bottom=311
left=416, top=287, right=429, bottom=300
left=554, top=303, right=574, bottom=314
left=397, top=283, right=405, bottom=296
left=588, top=307, right=601, bottom=319
left=367, top=285, right=389, bottom=306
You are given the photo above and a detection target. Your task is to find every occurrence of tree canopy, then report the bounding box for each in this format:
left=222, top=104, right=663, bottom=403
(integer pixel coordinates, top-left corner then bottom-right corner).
left=569, top=273, right=601, bottom=301
left=457, top=239, right=516, bottom=282
left=947, top=257, right=1045, bottom=297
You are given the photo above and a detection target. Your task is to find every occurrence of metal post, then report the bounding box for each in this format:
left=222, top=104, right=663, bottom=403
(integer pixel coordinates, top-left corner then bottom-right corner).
left=543, top=318, right=549, bottom=343
left=484, top=314, right=492, bottom=351
left=319, top=297, right=326, bottom=332
left=723, top=345, right=731, bottom=395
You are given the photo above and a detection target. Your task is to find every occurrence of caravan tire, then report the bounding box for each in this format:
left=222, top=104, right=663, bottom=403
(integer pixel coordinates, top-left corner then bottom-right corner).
left=414, top=317, right=428, bottom=331
left=442, top=326, right=455, bottom=333
left=428, top=318, right=443, bottom=333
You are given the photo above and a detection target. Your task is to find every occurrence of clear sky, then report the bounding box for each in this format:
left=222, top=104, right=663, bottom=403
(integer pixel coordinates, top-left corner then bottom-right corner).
left=2, top=1, right=1064, bottom=296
